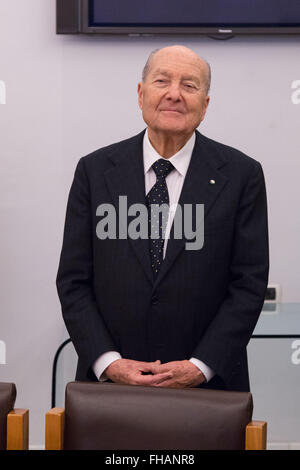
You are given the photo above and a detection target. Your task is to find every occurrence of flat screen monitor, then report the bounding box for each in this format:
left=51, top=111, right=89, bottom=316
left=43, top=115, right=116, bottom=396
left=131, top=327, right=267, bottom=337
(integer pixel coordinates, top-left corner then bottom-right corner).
left=57, top=0, right=300, bottom=35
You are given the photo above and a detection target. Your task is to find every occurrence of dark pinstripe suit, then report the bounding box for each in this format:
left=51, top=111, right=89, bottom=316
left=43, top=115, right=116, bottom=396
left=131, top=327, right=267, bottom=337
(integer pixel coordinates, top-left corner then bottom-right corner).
left=56, top=129, right=269, bottom=391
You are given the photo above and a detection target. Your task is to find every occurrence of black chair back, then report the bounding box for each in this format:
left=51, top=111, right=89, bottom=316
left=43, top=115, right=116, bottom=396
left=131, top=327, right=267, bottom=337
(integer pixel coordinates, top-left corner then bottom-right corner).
left=64, top=382, right=253, bottom=450
left=0, top=383, right=16, bottom=450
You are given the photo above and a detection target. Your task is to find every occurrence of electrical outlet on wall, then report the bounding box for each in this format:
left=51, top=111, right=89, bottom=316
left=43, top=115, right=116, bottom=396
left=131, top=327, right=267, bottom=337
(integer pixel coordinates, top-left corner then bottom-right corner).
left=262, top=284, right=281, bottom=314
left=265, top=284, right=281, bottom=303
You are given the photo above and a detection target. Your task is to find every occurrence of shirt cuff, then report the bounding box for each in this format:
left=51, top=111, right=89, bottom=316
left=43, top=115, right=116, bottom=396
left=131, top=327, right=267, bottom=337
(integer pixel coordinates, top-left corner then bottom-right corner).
left=92, top=351, right=122, bottom=382
left=189, top=357, right=215, bottom=383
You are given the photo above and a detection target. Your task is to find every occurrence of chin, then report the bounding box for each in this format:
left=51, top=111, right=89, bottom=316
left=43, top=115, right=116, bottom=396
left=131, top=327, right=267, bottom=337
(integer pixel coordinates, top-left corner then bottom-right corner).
left=161, top=127, right=188, bottom=135
left=156, top=121, right=187, bottom=134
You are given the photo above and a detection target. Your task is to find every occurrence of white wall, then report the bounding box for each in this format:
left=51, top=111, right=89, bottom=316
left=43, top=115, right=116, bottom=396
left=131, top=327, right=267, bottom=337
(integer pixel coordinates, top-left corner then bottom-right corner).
left=0, top=0, right=300, bottom=446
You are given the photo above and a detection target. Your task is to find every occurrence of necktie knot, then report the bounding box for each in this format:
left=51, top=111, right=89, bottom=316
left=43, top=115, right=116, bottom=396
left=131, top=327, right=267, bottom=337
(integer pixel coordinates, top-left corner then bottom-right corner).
left=152, top=159, right=174, bottom=179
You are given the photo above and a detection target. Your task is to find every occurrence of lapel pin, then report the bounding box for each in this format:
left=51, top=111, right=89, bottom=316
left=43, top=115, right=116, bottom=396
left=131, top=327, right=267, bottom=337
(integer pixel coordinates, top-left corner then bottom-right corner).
left=209, top=179, right=216, bottom=185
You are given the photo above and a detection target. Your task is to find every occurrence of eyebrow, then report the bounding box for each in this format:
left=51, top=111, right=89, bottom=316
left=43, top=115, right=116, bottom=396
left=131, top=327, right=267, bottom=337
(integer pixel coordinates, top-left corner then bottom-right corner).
left=152, top=69, right=200, bottom=85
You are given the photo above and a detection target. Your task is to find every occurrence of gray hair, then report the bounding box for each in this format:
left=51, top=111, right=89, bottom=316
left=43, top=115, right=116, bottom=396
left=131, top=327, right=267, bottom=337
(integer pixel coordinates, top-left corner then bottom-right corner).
left=142, top=47, right=211, bottom=95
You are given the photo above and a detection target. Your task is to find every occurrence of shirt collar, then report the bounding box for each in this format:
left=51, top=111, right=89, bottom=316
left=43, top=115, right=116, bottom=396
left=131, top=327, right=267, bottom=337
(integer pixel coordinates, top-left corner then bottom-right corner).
left=143, top=128, right=195, bottom=177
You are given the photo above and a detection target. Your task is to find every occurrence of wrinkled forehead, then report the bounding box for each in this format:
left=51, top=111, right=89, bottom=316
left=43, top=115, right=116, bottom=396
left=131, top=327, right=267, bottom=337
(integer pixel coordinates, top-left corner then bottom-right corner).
left=149, top=49, right=206, bottom=80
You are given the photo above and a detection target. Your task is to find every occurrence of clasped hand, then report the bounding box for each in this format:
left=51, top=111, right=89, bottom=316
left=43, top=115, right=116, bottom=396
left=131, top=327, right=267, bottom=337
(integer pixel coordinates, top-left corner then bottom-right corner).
left=104, top=359, right=205, bottom=388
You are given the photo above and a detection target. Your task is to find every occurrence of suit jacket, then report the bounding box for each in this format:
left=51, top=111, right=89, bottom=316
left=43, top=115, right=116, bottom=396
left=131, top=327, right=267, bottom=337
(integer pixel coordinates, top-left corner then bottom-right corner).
left=56, top=129, right=269, bottom=392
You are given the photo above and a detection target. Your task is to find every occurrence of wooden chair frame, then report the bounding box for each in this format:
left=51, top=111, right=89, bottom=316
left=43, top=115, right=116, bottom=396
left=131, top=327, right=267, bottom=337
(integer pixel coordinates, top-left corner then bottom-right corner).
left=6, top=409, right=29, bottom=450
left=45, top=407, right=267, bottom=451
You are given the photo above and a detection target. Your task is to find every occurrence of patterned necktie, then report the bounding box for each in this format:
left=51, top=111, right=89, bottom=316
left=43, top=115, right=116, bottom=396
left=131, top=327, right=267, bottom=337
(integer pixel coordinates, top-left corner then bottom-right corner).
left=146, top=158, right=175, bottom=279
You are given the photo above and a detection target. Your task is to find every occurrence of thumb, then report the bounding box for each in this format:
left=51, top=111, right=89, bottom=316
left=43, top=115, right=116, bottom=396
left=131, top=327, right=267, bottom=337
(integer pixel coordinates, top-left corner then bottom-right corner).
left=149, top=360, right=162, bottom=374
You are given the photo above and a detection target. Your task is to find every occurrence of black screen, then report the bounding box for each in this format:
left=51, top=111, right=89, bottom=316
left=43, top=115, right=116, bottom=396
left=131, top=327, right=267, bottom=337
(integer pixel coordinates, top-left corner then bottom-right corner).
left=89, top=0, right=300, bottom=27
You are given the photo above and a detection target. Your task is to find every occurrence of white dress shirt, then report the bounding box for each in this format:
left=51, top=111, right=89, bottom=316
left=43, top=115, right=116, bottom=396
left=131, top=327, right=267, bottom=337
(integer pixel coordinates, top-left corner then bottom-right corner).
left=93, top=129, right=215, bottom=383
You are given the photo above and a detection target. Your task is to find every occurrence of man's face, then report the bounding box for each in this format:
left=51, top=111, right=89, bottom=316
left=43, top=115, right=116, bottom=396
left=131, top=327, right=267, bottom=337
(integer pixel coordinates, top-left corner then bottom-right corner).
left=137, top=48, right=210, bottom=138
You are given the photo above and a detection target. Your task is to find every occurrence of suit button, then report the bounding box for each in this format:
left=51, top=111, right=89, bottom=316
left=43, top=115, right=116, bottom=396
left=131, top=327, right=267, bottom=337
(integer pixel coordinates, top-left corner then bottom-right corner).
left=151, top=296, right=158, bottom=305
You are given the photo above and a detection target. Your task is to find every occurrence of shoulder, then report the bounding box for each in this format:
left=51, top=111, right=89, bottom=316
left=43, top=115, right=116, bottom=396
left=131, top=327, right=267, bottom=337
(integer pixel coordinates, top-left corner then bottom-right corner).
left=77, top=130, right=145, bottom=173
left=196, top=131, right=263, bottom=175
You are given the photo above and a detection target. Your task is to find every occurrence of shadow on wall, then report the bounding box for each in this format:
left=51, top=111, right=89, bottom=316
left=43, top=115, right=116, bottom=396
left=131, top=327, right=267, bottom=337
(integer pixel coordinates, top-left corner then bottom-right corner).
left=0, top=340, right=6, bottom=364
left=291, top=80, right=300, bottom=104
left=0, top=80, right=6, bottom=104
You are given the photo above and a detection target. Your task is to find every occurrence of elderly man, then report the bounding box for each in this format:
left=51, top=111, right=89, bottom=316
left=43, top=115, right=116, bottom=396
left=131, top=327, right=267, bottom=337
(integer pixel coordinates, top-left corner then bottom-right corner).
left=56, top=45, right=269, bottom=391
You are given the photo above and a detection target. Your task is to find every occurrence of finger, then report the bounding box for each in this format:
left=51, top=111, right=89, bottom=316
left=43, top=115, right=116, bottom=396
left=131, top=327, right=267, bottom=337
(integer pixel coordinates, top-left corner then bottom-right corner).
left=151, top=366, right=172, bottom=375
left=140, top=361, right=163, bottom=375
left=146, top=359, right=162, bottom=368
left=136, top=372, right=173, bottom=386
left=147, top=372, right=173, bottom=385
left=148, top=362, right=173, bottom=375
left=139, top=360, right=160, bottom=371
left=153, top=381, right=170, bottom=387
left=153, top=380, right=180, bottom=388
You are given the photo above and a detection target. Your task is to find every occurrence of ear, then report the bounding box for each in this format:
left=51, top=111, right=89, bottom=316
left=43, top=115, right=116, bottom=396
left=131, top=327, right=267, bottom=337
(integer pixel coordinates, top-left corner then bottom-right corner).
left=200, top=95, right=210, bottom=122
left=137, top=82, right=143, bottom=110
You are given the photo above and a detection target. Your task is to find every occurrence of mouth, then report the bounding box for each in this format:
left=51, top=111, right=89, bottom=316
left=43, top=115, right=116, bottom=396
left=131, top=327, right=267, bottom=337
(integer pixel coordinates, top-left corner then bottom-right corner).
left=160, top=109, right=182, bottom=114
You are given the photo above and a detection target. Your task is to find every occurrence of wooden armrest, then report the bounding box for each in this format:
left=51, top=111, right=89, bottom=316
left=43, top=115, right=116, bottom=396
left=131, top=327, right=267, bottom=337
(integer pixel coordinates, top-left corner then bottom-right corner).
left=245, top=420, right=267, bottom=450
left=7, top=409, right=29, bottom=450
left=45, top=408, right=65, bottom=450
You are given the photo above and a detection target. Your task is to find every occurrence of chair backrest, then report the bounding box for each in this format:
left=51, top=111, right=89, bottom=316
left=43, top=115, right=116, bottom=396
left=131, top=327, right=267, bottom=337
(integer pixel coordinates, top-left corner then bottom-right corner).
left=64, top=381, right=253, bottom=450
left=0, top=383, right=16, bottom=450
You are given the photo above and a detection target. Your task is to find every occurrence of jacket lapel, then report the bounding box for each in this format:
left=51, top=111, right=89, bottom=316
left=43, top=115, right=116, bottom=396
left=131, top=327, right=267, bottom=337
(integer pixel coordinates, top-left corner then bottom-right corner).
left=153, top=130, right=228, bottom=289
left=104, top=129, right=228, bottom=289
left=104, top=130, right=154, bottom=285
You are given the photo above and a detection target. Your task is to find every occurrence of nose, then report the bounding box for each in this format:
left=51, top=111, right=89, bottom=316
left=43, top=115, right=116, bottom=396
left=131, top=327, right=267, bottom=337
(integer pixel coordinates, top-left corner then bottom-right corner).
left=165, top=82, right=181, bottom=101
